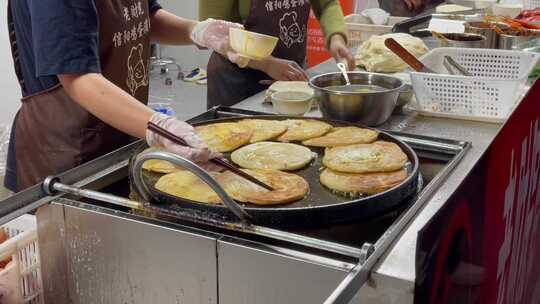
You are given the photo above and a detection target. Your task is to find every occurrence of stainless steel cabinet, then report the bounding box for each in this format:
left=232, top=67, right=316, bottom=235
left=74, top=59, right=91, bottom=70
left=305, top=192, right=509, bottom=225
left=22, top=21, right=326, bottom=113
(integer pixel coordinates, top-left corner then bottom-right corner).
left=38, top=202, right=219, bottom=304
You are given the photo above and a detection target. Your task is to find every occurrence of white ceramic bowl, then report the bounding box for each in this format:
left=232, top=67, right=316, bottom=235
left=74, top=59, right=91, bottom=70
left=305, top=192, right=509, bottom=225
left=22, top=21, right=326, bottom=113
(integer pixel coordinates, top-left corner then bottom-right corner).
left=229, top=28, right=279, bottom=61
left=492, top=3, right=524, bottom=18
left=271, top=91, right=314, bottom=115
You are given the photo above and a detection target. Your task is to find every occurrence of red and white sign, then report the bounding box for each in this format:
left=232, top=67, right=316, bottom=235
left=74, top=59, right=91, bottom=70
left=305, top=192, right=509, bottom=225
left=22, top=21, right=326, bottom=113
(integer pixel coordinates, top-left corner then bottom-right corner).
left=415, top=80, right=540, bottom=303
left=306, top=0, right=353, bottom=67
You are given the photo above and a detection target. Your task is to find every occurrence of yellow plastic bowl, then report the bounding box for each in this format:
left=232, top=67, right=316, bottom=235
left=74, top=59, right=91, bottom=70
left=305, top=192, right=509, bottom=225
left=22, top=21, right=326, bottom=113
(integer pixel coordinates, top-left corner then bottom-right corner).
left=229, top=28, right=278, bottom=61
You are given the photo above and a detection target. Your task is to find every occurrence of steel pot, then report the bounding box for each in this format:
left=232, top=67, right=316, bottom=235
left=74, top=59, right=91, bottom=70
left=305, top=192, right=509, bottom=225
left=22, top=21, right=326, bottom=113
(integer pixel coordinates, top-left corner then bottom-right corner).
left=309, top=72, right=404, bottom=126
left=498, top=30, right=540, bottom=50
left=411, top=31, right=487, bottom=49
left=465, top=22, right=509, bottom=49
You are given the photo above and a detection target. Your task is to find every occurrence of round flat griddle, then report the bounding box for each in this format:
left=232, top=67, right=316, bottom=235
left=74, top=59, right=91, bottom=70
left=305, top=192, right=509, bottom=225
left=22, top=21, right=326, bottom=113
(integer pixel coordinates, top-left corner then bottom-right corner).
left=130, top=116, right=420, bottom=228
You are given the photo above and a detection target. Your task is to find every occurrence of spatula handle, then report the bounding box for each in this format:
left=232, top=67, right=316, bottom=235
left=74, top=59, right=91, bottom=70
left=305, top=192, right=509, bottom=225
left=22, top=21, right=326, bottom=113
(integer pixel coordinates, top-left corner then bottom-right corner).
left=384, top=38, right=426, bottom=72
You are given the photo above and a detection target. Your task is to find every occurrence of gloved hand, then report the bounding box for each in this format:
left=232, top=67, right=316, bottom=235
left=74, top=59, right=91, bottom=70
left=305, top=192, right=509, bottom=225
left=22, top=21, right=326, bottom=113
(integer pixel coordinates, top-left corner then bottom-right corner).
left=190, top=18, right=249, bottom=67
left=329, top=34, right=355, bottom=71
left=146, top=113, right=221, bottom=170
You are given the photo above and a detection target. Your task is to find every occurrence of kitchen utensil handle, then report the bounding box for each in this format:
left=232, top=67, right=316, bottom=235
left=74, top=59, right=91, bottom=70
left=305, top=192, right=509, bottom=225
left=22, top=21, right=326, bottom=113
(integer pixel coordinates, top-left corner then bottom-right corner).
left=131, top=150, right=252, bottom=222
left=392, top=14, right=433, bottom=33
left=444, top=56, right=473, bottom=76
left=384, top=38, right=425, bottom=72
left=147, top=122, right=274, bottom=191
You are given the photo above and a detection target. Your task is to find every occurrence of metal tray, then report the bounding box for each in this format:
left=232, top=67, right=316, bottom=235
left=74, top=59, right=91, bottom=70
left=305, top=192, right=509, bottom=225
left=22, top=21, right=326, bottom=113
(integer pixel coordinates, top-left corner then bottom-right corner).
left=131, top=115, right=420, bottom=228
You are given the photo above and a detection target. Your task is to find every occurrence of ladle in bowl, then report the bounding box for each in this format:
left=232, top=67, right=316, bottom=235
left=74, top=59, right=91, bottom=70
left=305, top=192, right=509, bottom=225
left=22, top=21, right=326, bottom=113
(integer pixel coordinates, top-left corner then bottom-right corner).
left=337, top=62, right=351, bottom=86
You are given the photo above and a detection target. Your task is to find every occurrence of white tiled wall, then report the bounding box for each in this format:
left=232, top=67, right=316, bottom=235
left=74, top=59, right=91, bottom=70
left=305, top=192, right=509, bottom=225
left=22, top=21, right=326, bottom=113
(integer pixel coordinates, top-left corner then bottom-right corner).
left=158, top=0, right=212, bottom=72
left=0, top=0, right=21, bottom=128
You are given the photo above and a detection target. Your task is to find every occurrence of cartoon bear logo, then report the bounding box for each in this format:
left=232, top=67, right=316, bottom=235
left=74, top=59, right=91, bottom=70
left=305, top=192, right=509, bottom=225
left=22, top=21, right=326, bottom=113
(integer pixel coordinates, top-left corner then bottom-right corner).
left=126, top=43, right=149, bottom=96
left=279, top=12, right=306, bottom=48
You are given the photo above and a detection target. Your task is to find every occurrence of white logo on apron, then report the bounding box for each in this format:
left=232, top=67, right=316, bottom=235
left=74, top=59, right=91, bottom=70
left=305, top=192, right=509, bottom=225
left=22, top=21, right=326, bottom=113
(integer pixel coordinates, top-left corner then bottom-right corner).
left=279, top=12, right=306, bottom=48
left=126, top=43, right=149, bottom=96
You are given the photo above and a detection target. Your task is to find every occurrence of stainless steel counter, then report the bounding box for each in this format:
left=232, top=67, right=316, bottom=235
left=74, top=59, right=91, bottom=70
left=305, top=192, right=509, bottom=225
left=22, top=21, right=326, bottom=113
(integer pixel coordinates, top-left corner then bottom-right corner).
left=233, top=59, right=501, bottom=293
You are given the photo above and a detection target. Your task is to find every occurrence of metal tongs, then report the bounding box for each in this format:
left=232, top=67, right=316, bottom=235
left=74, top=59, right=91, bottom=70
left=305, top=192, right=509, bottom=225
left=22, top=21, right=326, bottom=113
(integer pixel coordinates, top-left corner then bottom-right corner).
left=443, top=56, right=473, bottom=76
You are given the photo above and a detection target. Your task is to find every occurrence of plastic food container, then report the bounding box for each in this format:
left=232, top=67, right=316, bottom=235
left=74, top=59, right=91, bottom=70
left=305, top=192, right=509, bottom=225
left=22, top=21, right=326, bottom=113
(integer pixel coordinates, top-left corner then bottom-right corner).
left=229, top=28, right=278, bottom=61
left=410, top=47, right=540, bottom=122
left=344, top=14, right=408, bottom=49
left=0, top=215, right=43, bottom=303
left=271, top=91, right=314, bottom=115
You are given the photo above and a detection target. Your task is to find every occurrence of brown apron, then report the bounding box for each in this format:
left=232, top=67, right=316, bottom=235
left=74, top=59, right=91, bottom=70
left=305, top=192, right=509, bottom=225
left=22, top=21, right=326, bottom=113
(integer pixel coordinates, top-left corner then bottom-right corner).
left=7, top=0, right=151, bottom=191
left=207, top=0, right=311, bottom=108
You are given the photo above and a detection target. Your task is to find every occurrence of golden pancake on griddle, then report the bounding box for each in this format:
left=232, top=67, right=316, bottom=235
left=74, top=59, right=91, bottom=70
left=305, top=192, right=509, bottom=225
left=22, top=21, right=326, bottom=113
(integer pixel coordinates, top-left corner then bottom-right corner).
left=238, top=119, right=288, bottom=143
left=231, top=142, right=315, bottom=171
left=142, top=159, right=179, bottom=174
left=277, top=119, right=332, bottom=142
left=195, top=122, right=253, bottom=152
left=323, top=141, right=408, bottom=173
left=302, top=127, right=379, bottom=147
left=219, top=169, right=309, bottom=205
left=155, top=171, right=221, bottom=204
left=141, top=147, right=180, bottom=174
left=320, top=168, right=407, bottom=195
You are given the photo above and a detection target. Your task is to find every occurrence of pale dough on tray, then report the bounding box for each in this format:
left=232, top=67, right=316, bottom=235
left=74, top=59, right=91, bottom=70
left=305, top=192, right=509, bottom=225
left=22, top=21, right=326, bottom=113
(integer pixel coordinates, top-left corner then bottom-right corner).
left=323, top=141, right=408, bottom=173
left=238, top=119, right=288, bottom=143
left=277, top=119, right=332, bottom=142
left=302, top=126, right=379, bottom=147
left=195, top=122, right=253, bottom=152
left=231, top=141, right=315, bottom=171
left=320, top=168, right=407, bottom=195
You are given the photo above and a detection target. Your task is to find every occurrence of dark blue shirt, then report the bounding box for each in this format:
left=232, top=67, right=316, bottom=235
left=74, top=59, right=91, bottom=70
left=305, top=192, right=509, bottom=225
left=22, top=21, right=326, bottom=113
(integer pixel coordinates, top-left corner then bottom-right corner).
left=9, top=0, right=162, bottom=96
left=5, top=0, right=161, bottom=192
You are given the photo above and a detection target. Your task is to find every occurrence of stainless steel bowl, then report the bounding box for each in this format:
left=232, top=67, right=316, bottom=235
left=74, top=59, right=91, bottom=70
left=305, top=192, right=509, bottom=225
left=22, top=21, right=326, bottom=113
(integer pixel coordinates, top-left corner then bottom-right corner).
left=465, top=22, right=509, bottom=49
left=411, top=31, right=487, bottom=49
left=309, top=72, right=404, bottom=126
left=498, top=30, right=540, bottom=50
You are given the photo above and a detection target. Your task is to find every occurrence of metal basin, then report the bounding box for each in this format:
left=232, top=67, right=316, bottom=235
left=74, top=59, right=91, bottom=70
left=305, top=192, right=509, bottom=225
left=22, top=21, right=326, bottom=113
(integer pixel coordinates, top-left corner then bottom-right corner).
left=309, top=72, right=404, bottom=126
left=498, top=30, right=540, bottom=50
left=411, top=31, right=487, bottom=49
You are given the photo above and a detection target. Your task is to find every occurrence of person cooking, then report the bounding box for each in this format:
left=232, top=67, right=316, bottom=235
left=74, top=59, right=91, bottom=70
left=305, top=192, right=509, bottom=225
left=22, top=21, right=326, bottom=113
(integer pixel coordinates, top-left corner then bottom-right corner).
left=379, top=0, right=444, bottom=17
left=200, top=0, right=356, bottom=108
left=5, top=0, right=242, bottom=192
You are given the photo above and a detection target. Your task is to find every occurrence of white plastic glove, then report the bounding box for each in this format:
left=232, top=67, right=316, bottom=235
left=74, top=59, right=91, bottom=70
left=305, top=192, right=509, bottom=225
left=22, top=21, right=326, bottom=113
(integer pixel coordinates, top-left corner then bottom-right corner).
left=190, top=18, right=249, bottom=67
left=146, top=113, right=221, bottom=170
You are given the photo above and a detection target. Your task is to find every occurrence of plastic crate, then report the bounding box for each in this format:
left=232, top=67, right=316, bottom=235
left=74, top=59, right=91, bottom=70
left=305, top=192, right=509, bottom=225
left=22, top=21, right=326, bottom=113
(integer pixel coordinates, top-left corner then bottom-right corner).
left=0, top=215, right=43, bottom=304
left=524, top=0, right=540, bottom=9
left=410, top=47, right=540, bottom=122
left=345, top=14, right=408, bottom=49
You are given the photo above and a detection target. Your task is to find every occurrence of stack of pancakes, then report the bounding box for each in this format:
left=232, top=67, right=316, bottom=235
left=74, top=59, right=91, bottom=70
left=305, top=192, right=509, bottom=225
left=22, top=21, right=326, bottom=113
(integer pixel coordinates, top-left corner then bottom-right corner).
left=144, top=119, right=409, bottom=206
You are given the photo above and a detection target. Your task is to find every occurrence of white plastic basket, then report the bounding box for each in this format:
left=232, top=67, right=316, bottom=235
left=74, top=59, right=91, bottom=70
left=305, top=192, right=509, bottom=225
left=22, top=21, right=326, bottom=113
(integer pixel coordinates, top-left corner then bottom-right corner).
left=0, top=215, right=43, bottom=304
left=410, top=47, right=540, bottom=122
left=524, top=0, right=540, bottom=9
left=345, top=14, right=407, bottom=49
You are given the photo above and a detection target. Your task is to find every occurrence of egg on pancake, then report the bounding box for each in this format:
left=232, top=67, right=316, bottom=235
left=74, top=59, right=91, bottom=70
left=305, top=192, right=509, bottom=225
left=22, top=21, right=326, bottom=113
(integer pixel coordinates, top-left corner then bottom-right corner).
left=277, top=119, right=332, bottom=142
left=238, top=119, right=288, bottom=143
left=323, top=141, right=408, bottom=173
left=320, top=168, right=407, bottom=195
left=195, top=122, right=253, bottom=152
left=302, top=127, right=379, bottom=147
left=155, top=171, right=222, bottom=204
left=142, top=159, right=179, bottom=174
left=231, top=142, right=315, bottom=171
left=219, top=169, right=309, bottom=205
left=140, top=147, right=181, bottom=174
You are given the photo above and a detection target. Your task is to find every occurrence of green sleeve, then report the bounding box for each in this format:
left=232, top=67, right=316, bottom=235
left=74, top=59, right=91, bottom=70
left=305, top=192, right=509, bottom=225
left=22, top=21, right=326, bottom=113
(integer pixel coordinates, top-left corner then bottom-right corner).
left=198, top=0, right=236, bottom=21
left=311, top=0, right=348, bottom=48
